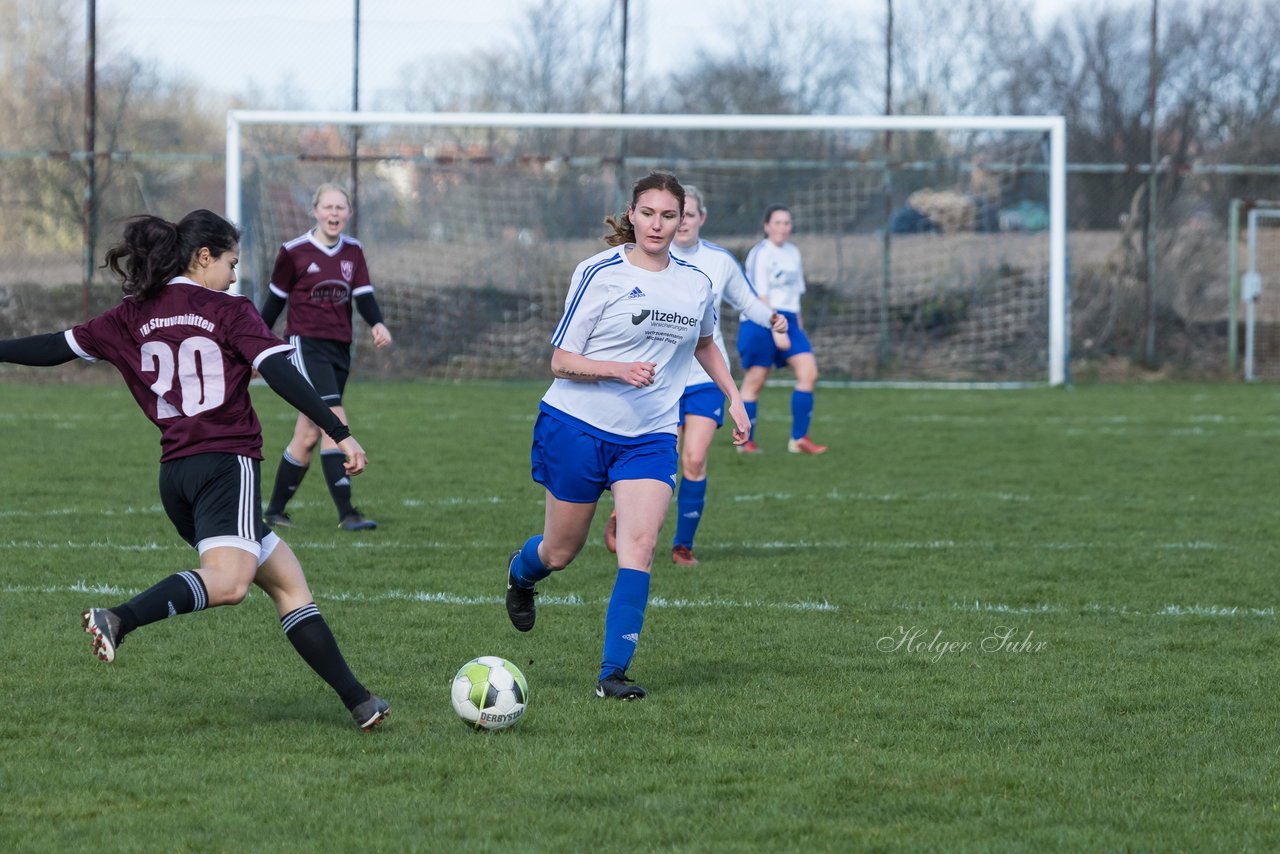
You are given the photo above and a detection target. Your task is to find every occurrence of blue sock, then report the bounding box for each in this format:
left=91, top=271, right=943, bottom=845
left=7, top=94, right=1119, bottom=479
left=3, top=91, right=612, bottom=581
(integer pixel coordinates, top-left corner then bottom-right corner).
left=791, top=390, right=814, bottom=440
left=744, top=400, right=758, bottom=442
left=599, top=568, right=650, bottom=681
left=673, top=477, right=707, bottom=549
left=510, top=535, right=551, bottom=588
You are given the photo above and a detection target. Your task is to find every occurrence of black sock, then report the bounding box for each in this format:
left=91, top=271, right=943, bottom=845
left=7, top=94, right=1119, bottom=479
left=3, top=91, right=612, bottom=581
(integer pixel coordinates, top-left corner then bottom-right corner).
left=265, top=451, right=308, bottom=516
left=281, top=603, right=369, bottom=710
left=320, top=450, right=355, bottom=519
left=113, top=571, right=209, bottom=641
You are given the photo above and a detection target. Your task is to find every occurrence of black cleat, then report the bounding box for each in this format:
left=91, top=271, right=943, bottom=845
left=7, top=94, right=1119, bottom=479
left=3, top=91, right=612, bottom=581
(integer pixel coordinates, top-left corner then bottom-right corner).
left=264, top=511, right=295, bottom=529
left=595, top=671, right=646, bottom=701
left=339, top=509, right=377, bottom=531
left=505, top=550, right=537, bottom=632
left=351, top=694, right=390, bottom=731
left=82, top=608, right=122, bottom=663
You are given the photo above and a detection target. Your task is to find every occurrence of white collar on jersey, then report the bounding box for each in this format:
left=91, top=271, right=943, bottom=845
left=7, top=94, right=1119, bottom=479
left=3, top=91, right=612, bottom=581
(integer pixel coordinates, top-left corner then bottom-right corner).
left=308, top=230, right=346, bottom=256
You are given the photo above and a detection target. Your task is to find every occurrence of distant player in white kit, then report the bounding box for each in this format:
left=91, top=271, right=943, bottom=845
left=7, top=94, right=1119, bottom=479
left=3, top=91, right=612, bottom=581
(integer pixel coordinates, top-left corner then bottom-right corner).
left=603, top=184, right=788, bottom=566
left=737, top=204, right=828, bottom=455
left=503, top=172, right=751, bottom=701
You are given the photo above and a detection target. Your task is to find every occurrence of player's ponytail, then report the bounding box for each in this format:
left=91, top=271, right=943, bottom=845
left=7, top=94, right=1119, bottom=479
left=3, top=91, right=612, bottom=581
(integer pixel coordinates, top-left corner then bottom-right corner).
left=602, top=213, right=635, bottom=247
left=603, top=171, right=686, bottom=247
left=103, top=209, right=239, bottom=299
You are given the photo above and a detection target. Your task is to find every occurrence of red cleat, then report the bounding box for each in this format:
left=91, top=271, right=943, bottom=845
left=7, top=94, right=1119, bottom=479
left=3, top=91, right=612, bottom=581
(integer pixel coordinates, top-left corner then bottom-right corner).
left=671, top=545, right=699, bottom=566
left=787, top=436, right=828, bottom=455
left=736, top=440, right=762, bottom=455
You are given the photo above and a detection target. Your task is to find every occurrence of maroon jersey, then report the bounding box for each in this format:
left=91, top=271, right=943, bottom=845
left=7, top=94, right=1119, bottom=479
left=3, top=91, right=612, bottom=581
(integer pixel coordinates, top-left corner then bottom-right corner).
left=268, top=231, right=374, bottom=344
left=66, top=278, right=294, bottom=463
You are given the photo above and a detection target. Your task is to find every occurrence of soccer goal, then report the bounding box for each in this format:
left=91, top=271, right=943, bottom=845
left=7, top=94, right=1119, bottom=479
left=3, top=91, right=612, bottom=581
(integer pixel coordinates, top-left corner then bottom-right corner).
left=1229, top=199, right=1280, bottom=380
left=225, top=111, right=1067, bottom=385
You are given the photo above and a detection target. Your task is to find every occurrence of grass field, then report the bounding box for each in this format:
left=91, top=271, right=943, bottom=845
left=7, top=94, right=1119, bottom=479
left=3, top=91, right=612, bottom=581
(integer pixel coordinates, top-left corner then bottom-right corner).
left=2, top=379, right=1279, bottom=851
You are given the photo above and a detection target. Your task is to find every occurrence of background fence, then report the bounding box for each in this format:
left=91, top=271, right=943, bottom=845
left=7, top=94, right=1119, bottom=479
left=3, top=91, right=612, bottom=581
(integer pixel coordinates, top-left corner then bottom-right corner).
left=4, top=147, right=1278, bottom=382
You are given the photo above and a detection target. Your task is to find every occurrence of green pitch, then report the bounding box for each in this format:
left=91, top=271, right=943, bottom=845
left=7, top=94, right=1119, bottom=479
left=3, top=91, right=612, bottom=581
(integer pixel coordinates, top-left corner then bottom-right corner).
left=2, top=380, right=1278, bottom=850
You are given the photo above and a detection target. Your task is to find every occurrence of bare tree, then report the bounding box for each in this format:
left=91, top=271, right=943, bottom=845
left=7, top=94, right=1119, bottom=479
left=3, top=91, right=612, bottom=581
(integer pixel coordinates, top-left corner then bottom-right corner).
left=391, top=0, right=615, bottom=113
left=655, top=0, right=866, bottom=115
left=0, top=0, right=222, bottom=257
left=888, top=0, right=1038, bottom=115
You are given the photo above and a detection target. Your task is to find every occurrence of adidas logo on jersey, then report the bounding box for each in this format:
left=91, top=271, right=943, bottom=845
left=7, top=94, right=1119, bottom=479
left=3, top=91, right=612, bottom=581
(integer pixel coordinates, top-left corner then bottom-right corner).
left=306, top=262, right=321, bottom=273
left=626, top=286, right=645, bottom=299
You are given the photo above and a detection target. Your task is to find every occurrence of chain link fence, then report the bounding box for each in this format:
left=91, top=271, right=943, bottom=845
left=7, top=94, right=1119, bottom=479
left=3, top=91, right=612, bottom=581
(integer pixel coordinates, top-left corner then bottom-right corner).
left=2, top=146, right=1278, bottom=381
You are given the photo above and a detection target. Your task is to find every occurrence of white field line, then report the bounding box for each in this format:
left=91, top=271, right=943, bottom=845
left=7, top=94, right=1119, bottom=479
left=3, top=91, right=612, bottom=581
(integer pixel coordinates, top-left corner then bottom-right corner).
left=0, top=497, right=521, bottom=519
left=0, top=537, right=1232, bottom=553
left=0, top=581, right=837, bottom=613
left=933, top=600, right=1276, bottom=619
left=0, top=489, right=1234, bottom=522
left=4, top=584, right=1271, bottom=620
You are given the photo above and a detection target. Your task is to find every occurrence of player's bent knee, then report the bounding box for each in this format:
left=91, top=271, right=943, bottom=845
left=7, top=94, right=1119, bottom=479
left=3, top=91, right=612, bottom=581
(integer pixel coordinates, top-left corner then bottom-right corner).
left=539, top=545, right=580, bottom=572
left=682, top=457, right=708, bottom=480
left=203, top=576, right=254, bottom=607
left=224, top=581, right=254, bottom=606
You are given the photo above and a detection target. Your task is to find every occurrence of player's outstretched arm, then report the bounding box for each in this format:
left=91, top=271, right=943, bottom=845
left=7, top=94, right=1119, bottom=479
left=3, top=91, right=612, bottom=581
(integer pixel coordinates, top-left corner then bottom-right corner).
left=257, top=352, right=353, bottom=444
left=0, top=332, right=78, bottom=366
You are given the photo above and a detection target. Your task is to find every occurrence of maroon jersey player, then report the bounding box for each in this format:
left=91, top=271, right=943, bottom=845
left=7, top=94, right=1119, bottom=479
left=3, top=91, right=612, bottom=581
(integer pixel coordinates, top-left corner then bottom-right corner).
left=0, top=209, right=390, bottom=731
left=259, top=183, right=392, bottom=532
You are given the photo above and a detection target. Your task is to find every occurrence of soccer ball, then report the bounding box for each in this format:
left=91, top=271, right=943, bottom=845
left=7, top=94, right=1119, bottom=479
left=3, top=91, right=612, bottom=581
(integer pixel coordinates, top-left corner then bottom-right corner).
left=451, top=656, right=529, bottom=730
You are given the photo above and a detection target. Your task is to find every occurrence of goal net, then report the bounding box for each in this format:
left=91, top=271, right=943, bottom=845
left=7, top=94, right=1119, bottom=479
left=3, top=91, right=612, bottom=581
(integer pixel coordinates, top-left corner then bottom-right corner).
left=226, top=112, right=1067, bottom=385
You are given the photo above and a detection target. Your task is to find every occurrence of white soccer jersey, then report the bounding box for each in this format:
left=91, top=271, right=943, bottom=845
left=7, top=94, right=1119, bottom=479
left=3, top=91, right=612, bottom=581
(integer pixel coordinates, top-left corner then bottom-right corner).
left=744, top=239, right=806, bottom=313
left=670, top=240, right=773, bottom=388
left=542, top=245, right=716, bottom=438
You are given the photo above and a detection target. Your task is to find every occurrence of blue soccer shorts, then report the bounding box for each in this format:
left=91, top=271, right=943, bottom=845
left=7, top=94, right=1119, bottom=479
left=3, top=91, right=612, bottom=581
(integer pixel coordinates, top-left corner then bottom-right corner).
left=678, top=383, right=725, bottom=427
left=736, top=310, right=812, bottom=370
left=531, top=413, right=678, bottom=503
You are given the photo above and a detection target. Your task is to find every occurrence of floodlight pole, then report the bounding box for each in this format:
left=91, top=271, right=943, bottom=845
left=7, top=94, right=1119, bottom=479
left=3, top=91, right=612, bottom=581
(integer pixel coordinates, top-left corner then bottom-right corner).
left=350, top=0, right=361, bottom=236
left=82, top=0, right=97, bottom=321
left=878, top=0, right=894, bottom=371
left=1143, top=0, right=1159, bottom=365
left=1228, top=198, right=1241, bottom=375
left=615, top=0, right=630, bottom=211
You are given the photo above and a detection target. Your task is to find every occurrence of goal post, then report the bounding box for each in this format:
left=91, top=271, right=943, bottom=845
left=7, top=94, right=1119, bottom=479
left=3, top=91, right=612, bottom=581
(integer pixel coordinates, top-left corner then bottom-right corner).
left=226, top=110, right=1068, bottom=386
left=1229, top=199, right=1280, bottom=380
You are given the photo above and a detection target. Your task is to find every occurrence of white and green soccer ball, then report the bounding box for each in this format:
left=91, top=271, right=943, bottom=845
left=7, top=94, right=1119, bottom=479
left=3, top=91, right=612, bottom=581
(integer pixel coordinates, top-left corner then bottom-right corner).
left=451, top=656, right=529, bottom=730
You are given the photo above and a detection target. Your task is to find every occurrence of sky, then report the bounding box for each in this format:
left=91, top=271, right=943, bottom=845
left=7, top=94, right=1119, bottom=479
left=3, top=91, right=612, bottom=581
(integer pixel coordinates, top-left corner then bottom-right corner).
left=99, top=0, right=732, bottom=110
left=96, top=0, right=1086, bottom=112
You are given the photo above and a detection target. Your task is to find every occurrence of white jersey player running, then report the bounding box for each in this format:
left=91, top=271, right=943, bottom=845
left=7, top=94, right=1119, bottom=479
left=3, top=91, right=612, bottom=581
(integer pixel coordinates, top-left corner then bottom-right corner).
left=603, top=184, right=788, bottom=566
left=737, top=205, right=828, bottom=455
left=503, top=172, right=751, bottom=703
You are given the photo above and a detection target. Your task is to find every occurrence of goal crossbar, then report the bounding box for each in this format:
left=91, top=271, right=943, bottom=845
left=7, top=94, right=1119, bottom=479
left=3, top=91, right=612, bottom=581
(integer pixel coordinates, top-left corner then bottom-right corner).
left=225, top=110, right=1068, bottom=386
